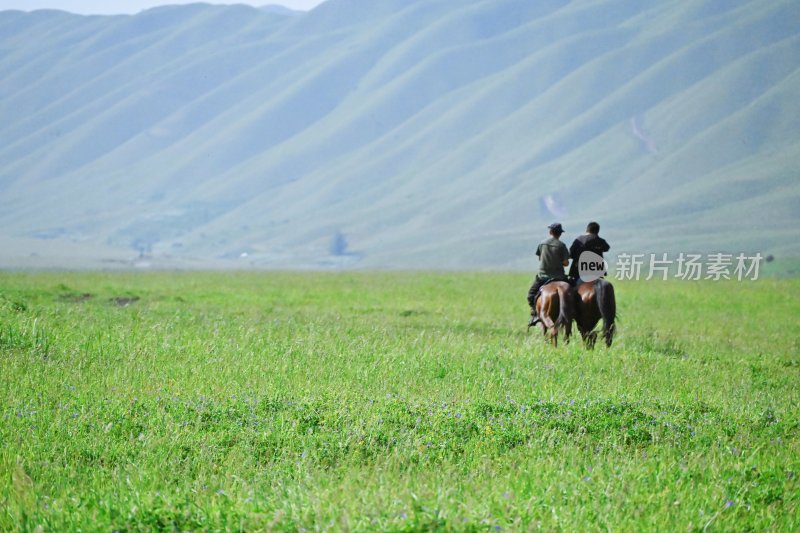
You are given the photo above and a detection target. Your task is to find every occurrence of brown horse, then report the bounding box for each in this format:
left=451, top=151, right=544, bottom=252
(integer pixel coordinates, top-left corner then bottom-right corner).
left=532, top=281, right=573, bottom=347
left=573, top=278, right=616, bottom=348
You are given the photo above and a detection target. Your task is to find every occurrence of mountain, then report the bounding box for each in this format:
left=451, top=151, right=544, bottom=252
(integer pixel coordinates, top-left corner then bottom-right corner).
left=1, top=0, right=798, bottom=270
left=258, top=5, right=303, bottom=16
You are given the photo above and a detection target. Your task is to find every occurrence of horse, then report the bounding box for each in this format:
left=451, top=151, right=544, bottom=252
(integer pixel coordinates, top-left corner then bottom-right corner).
left=572, top=278, right=616, bottom=348
left=531, top=281, right=573, bottom=347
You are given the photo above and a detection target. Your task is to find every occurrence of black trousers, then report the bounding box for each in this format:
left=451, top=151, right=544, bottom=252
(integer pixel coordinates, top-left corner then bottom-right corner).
left=527, top=276, right=546, bottom=308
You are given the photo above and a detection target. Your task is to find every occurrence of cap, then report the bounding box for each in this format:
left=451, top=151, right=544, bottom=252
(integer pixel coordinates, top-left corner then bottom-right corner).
left=547, top=222, right=565, bottom=233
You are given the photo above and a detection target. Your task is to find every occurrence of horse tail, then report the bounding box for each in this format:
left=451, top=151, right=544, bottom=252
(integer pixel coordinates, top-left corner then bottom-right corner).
left=555, top=284, right=572, bottom=336
left=594, top=278, right=616, bottom=346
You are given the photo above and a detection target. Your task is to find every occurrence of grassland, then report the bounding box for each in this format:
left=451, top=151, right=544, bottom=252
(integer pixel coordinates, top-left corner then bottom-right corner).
left=1, top=272, right=798, bottom=531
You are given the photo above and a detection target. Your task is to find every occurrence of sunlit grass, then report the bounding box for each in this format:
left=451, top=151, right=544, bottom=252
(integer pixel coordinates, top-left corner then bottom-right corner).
left=1, top=272, right=798, bottom=530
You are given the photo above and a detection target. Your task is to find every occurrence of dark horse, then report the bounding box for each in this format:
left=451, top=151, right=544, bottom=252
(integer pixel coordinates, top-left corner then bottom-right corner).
left=572, top=279, right=616, bottom=348
left=531, top=281, right=573, bottom=347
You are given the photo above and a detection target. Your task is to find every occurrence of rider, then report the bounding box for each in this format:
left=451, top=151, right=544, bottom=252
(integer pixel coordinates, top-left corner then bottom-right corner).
left=568, top=221, right=610, bottom=283
left=527, top=222, right=570, bottom=327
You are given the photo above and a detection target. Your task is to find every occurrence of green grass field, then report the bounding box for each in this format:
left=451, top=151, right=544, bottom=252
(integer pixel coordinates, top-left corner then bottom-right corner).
left=1, top=272, right=798, bottom=531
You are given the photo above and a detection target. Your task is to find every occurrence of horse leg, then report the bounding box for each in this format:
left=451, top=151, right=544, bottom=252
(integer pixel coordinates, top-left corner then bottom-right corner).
left=539, top=297, right=556, bottom=341
left=588, top=331, right=598, bottom=349
left=579, top=325, right=596, bottom=349
left=603, top=323, right=615, bottom=347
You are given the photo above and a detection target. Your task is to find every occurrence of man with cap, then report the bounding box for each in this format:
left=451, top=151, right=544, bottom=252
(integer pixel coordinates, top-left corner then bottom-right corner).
left=527, top=222, right=570, bottom=327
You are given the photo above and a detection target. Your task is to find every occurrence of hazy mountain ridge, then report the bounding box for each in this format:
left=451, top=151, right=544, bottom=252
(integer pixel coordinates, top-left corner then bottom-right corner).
left=0, top=0, right=798, bottom=269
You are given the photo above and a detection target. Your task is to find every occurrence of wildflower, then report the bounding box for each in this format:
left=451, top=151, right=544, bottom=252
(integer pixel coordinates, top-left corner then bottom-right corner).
left=724, top=500, right=734, bottom=509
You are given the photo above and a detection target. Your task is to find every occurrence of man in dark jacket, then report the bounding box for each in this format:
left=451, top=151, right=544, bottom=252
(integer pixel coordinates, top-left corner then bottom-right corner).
left=568, top=221, right=610, bottom=282
left=527, top=222, right=570, bottom=327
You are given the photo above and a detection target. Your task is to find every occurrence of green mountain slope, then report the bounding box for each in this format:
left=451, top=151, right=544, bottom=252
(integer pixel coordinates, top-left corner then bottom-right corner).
left=0, top=0, right=798, bottom=269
